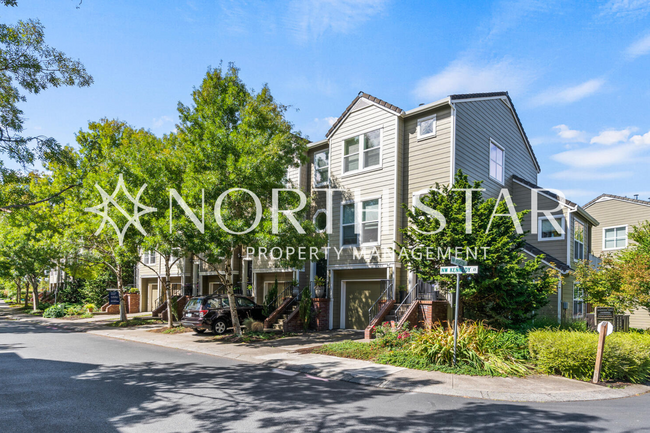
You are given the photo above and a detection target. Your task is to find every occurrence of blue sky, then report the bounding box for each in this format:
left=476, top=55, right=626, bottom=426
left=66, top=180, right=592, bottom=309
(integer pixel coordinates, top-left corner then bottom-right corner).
left=5, top=0, right=650, bottom=204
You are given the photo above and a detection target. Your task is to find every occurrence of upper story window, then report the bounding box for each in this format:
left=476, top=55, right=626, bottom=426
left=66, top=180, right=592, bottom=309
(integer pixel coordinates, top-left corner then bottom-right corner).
left=142, top=251, right=156, bottom=265
left=538, top=215, right=565, bottom=241
left=417, top=115, right=436, bottom=139
left=343, top=129, right=381, bottom=174
left=573, top=284, right=584, bottom=318
left=489, top=140, right=504, bottom=184
left=574, top=220, right=585, bottom=261
left=340, top=198, right=381, bottom=247
left=313, top=209, right=327, bottom=233
left=603, top=226, right=627, bottom=250
left=314, top=150, right=329, bottom=186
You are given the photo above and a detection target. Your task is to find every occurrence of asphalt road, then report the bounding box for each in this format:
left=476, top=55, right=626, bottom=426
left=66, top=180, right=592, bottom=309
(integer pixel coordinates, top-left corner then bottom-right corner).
left=1, top=318, right=650, bottom=432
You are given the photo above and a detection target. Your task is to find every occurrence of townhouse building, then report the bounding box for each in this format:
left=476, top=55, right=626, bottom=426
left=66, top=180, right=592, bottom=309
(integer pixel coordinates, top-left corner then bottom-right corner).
left=136, top=90, right=599, bottom=330
left=584, top=194, right=650, bottom=329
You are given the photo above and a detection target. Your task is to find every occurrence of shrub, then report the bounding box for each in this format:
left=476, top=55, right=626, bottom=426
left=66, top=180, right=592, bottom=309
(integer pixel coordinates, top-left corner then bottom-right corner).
left=250, top=321, right=264, bottom=332
left=373, top=322, right=420, bottom=349
left=243, top=317, right=256, bottom=331
left=409, top=321, right=530, bottom=376
left=529, top=330, right=650, bottom=383
left=43, top=304, right=66, bottom=318
left=298, top=287, right=313, bottom=330
left=514, top=317, right=588, bottom=333
left=129, top=288, right=139, bottom=294
left=84, top=303, right=97, bottom=313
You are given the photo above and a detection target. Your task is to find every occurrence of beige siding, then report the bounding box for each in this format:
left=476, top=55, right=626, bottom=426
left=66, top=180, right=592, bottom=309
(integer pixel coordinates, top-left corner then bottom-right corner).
left=585, top=198, right=650, bottom=257
left=328, top=102, right=398, bottom=266
left=454, top=99, right=538, bottom=200
left=629, top=308, right=650, bottom=329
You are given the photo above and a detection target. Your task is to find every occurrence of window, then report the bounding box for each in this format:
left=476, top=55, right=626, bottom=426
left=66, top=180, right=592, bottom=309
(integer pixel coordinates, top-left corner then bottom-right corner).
left=489, top=141, right=504, bottom=184
left=343, top=129, right=381, bottom=174
left=574, top=220, right=585, bottom=261
left=314, top=149, right=329, bottom=186
left=313, top=209, right=327, bottom=233
left=236, top=297, right=256, bottom=307
left=340, top=199, right=380, bottom=246
left=538, top=216, right=565, bottom=241
left=573, top=284, right=584, bottom=318
left=341, top=203, right=357, bottom=246
left=603, top=226, right=627, bottom=250
left=361, top=199, right=380, bottom=244
left=417, top=115, right=436, bottom=139
left=142, top=251, right=156, bottom=265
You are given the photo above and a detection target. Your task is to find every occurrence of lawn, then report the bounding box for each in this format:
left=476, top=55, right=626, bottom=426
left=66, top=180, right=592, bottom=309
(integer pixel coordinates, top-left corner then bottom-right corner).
left=212, top=331, right=298, bottom=344
left=106, top=317, right=163, bottom=327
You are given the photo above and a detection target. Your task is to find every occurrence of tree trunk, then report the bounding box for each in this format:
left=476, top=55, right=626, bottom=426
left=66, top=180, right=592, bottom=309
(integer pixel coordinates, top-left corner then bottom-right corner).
left=165, top=258, right=173, bottom=328
left=24, top=280, right=30, bottom=307
left=225, top=260, right=242, bottom=336
left=117, top=264, right=128, bottom=322
left=31, top=277, right=39, bottom=312
left=15, top=278, right=21, bottom=304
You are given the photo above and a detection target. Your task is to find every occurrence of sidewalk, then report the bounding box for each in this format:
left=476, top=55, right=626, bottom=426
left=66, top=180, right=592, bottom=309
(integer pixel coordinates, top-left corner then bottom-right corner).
left=2, top=300, right=648, bottom=402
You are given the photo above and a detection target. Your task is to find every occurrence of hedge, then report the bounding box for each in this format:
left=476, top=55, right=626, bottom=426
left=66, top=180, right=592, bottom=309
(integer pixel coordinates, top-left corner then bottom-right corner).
left=529, top=330, right=650, bottom=383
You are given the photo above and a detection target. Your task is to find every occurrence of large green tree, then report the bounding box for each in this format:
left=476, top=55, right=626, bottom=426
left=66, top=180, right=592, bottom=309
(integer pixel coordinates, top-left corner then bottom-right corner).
left=0, top=0, right=92, bottom=211
left=397, top=171, right=557, bottom=328
left=176, top=64, right=326, bottom=335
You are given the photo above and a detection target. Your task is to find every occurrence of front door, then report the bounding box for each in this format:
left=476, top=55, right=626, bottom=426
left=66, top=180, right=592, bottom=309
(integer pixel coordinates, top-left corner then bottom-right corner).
left=345, top=281, right=381, bottom=330
left=148, top=284, right=158, bottom=312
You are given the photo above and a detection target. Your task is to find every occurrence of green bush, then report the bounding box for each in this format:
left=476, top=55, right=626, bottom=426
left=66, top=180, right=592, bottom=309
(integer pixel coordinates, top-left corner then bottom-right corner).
left=409, top=321, right=530, bottom=376
left=529, top=330, right=650, bottom=383
left=43, top=304, right=66, bottom=318
left=373, top=322, right=421, bottom=349
left=514, top=316, right=588, bottom=333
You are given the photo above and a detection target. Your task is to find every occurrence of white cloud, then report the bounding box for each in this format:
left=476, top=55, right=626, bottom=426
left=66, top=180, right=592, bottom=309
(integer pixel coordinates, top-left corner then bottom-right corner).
left=285, top=0, right=388, bottom=41
left=413, top=58, right=536, bottom=101
left=153, top=116, right=173, bottom=129
left=530, top=79, right=605, bottom=106
left=558, top=189, right=600, bottom=201
left=631, top=130, right=650, bottom=144
left=590, top=128, right=635, bottom=145
left=552, top=124, right=588, bottom=143
left=317, top=116, right=338, bottom=127
left=626, top=33, right=650, bottom=59
left=600, top=0, right=650, bottom=18
left=549, top=170, right=633, bottom=180
left=551, top=130, right=650, bottom=169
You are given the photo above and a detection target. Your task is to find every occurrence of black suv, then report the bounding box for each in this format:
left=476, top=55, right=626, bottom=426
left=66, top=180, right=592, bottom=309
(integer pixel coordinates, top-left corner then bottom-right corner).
left=181, top=294, right=267, bottom=335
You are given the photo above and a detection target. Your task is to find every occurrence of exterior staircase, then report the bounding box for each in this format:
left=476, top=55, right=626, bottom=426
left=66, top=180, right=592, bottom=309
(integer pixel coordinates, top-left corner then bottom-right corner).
left=381, top=303, right=410, bottom=325
left=272, top=303, right=298, bottom=331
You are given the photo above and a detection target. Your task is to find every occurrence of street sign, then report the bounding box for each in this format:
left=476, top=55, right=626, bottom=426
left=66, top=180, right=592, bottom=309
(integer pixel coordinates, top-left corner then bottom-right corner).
left=108, top=290, right=120, bottom=305
left=440, top=266, right=478, bottom=274
left=450, top=257, right=468, bottom=267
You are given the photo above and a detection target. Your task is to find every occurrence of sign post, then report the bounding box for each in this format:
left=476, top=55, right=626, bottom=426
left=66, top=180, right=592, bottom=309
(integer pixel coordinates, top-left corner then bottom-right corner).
left=592, top=321, right=613, bottom=383
left=443, top=258, right=478, bottom=366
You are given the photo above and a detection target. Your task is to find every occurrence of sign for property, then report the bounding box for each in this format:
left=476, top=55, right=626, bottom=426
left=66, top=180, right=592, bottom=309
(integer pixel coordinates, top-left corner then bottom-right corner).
left=595, top=307, right=614, bottom=323
left=440, top=266, right=479, bottom=274
left=108, top=290, right=120, bottom=305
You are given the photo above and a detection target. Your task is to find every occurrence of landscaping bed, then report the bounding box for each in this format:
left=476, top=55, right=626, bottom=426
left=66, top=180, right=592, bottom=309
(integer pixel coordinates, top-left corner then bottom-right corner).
left=106, top=317, right=163, bottom=328
left=311, top=321, right=650, bottom=382
left=212, top=331, right=297, bottom=344
left=148, top=325, right=193, bottom=334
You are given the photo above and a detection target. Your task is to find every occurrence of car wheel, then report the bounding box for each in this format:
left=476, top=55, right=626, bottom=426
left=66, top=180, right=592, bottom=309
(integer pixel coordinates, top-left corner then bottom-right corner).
left=194, top=328, right=206, bottom=334
left=212, top=319, right=227, bottom=335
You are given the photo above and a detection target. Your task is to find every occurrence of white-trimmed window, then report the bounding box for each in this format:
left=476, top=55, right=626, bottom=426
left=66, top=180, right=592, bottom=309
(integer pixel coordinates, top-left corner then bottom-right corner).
left=343, top=129, right=381, bottom=174
left=573, top=284, right=584, bottom=318
left=341, top=203, right=357, bottom=246
left=538, top=215, right=565, bottom=241
left=314, top=149, right=329, bottom=186
left=417, top=115, right=436, bottom=139
left=142, top=251, right=156, bottom=265
left=574, top=220, right=585, bottom=261
left=313, top=209, right=327, bottom=233
left=361, top=199, right=380, bottom=244
left=603, top=226, right=627, bottom=250
left=489, top=140, right=504, bottom=184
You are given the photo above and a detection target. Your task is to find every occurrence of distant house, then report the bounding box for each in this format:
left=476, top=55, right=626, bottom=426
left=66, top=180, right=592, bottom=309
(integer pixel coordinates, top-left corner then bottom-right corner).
left=584, top=194, right=650, bottom=329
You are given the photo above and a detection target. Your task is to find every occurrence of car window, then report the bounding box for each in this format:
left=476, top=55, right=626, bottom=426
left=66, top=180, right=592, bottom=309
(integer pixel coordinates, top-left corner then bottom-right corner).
left=185, top=299, right=201, bottom=310
left=236, top=297, right=256, bottom=307
left=206, top=299, right=222, bottom=309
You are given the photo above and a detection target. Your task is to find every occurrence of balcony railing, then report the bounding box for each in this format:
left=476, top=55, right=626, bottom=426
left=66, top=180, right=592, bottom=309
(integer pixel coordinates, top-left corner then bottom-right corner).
left=367, top=279, right=394, bottom=325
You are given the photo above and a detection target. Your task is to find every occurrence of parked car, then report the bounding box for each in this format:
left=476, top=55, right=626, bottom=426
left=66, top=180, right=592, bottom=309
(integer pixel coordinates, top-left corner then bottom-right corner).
left=181, top=294, right=267, bottom=335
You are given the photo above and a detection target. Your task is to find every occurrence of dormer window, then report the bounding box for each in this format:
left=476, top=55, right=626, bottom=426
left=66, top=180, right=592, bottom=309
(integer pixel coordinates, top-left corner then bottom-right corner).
left=314, top=149, right=329, bottom=186
left=343, top=129, right=381, bottom=174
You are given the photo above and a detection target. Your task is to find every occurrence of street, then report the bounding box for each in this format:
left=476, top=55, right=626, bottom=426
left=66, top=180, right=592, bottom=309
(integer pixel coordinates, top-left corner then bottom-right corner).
left=1, top=318, right=649, bottom=432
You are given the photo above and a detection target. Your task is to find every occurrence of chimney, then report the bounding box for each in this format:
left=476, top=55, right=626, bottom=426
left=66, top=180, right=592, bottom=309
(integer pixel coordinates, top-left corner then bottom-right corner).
left=634, top=194, right=639, bottom=200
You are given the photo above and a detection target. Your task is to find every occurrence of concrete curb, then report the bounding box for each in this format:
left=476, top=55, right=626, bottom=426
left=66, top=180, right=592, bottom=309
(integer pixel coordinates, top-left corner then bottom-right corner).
left=2, top=306, right=649, bottom=403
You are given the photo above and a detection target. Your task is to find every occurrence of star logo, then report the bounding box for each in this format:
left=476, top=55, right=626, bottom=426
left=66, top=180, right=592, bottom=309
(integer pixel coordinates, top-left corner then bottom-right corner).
left=84, top=174, right=157, bottom=245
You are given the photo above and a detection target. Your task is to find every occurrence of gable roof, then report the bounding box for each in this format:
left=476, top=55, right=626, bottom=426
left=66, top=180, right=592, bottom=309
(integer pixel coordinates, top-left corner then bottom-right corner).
left=523, top=242, right=571, bottom=273
left=512, top=175, right=599, bottom=226
left=450, top=91, right=541, bottom=173
left=325, top=92, right=404, bottom=138
left=584, top=193, right=650, bottom=209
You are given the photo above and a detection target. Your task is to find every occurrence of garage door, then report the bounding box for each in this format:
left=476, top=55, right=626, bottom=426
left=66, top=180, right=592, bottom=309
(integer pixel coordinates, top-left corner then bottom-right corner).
left=345, top=281, right=382, bottom=330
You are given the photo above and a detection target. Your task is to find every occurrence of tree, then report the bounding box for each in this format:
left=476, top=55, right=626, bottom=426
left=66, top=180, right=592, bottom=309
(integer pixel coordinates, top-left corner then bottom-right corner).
left=0, top=1, right=92, bottom=210
left=176, top=64, right=326, bottom=336
left=397, top=171, right=558, bottom=328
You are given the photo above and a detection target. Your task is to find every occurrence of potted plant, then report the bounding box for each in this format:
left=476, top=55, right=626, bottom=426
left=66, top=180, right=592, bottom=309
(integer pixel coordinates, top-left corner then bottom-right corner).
left=246, top=284, right=253, bottom=297
left=314, top=276, right=326, bottom=298
left=291, top=279, right=300, bottom=297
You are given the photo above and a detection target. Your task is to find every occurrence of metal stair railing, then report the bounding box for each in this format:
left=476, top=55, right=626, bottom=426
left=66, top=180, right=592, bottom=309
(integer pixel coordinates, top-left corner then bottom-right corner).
left=367, top=279, right=394, bottom=325
left=394, top=282, right=418, bottom=324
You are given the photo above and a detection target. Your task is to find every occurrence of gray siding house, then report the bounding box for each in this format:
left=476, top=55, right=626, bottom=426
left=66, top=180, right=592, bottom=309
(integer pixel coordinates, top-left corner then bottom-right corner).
left=584, top=194, right=650, bottom=329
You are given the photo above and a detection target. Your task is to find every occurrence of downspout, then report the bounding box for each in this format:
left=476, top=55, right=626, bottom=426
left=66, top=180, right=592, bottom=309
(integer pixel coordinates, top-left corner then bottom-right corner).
left=557, top=275, right=562, bottom=324
left=449, top=102, right=457, bottom=185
